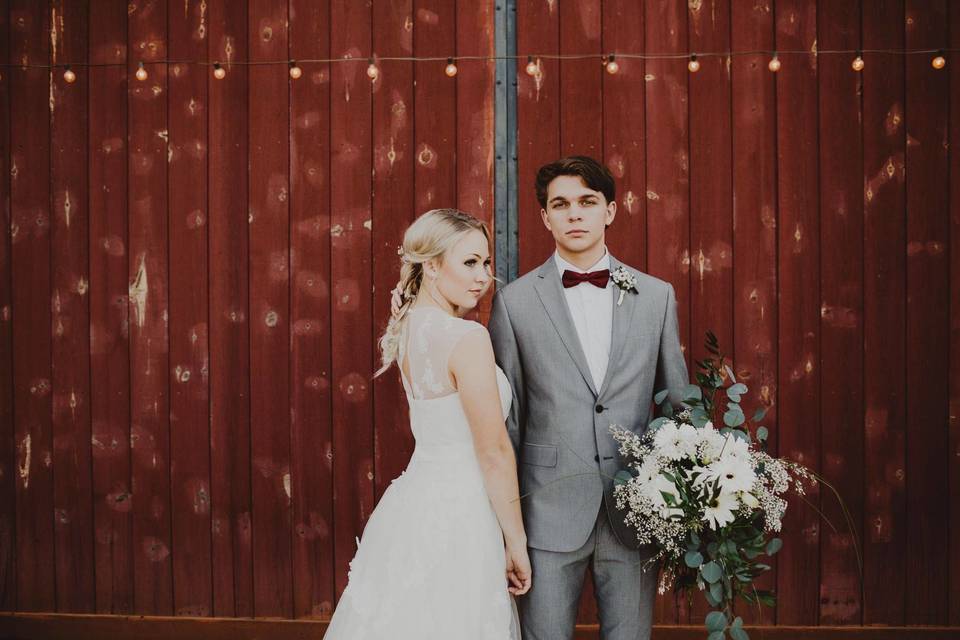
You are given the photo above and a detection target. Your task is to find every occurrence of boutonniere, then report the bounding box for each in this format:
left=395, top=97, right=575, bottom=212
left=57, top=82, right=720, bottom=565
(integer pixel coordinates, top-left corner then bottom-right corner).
left=610, top=266, right=639, bottom=306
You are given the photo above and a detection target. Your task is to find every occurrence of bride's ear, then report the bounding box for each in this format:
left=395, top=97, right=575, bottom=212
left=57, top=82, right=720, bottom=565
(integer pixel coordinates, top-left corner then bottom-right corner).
left=423, top=258, right=440, bottom=281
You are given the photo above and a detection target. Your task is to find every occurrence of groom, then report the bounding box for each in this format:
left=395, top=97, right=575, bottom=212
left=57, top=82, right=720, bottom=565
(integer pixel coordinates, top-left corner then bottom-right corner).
left=488, top=155, right=689, bottom=640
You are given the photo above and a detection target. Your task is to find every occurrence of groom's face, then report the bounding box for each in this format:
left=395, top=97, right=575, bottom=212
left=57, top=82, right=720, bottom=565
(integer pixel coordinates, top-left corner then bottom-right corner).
left=540, top=175, right=616, bottom=257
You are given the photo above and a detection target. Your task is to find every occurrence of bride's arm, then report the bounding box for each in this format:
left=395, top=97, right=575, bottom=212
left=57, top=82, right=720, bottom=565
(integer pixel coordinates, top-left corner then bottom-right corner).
left=449, top=327, right=527, bottom=549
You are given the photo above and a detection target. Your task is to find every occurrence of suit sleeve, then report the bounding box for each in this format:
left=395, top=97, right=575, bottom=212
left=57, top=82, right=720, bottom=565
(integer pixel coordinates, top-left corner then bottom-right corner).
left=488, top=290, right=525, bottom=458
left=654, top=283, right=690, bottom=409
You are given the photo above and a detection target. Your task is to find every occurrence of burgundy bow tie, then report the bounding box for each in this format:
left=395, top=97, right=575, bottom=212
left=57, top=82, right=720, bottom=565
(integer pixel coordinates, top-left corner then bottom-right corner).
left=562, top=268, right=610, bottom=289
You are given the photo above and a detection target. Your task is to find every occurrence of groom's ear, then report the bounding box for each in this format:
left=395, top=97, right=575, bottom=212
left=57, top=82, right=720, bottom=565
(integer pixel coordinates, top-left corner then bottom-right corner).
left=540, top=208, right=551, bottom=232
left=604, top=199, right=617, bottom=228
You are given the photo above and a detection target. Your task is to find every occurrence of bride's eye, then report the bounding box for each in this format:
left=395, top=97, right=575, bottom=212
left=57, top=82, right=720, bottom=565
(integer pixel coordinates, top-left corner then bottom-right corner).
left=465, top=259, right=477, bottom=266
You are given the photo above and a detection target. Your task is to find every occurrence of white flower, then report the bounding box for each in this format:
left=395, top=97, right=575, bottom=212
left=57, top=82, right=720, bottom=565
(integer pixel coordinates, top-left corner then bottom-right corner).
left=702, top=454, right=756, bottom=495
left=652, top=422, right=684, bottom=461
left=740, top=491, right=760, bottom=509
left=611, top=266, right=639, bottom=306
left=702, top=490, right=738, bottom=530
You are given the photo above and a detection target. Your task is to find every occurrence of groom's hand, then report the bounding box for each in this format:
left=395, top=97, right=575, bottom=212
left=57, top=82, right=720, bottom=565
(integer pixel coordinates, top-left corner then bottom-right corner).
left=505, top=544, right=532, bottom=596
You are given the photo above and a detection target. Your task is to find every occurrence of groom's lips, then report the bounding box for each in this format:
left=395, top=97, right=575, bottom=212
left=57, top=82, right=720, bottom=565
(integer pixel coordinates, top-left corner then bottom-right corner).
left=566, top=229, right=588, bottom=236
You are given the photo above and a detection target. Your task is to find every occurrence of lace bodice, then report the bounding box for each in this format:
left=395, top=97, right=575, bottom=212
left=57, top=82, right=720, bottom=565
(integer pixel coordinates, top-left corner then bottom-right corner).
left=399, top=306, right=488, bottom=400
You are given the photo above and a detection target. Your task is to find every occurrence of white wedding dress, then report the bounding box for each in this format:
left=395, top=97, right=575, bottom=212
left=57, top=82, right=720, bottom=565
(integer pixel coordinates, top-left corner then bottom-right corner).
left=323, top=305, right=522, bottom=639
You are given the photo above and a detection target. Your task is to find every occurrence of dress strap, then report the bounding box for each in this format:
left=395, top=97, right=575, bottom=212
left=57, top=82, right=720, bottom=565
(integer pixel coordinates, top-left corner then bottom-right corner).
left=396, top=317, right=415, bottom=398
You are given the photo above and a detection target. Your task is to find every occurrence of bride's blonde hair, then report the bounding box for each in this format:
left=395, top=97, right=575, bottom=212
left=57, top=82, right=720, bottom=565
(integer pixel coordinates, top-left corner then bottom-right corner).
left=375, top=208, right=491, bottom=378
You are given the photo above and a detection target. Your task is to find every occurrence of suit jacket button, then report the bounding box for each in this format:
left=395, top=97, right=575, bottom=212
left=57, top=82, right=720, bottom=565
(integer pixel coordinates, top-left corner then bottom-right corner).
left=595, top=404, right=604, bottom=413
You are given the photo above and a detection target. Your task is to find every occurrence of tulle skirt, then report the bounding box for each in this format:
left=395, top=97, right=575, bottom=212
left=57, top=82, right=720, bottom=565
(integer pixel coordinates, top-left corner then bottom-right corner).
left=323, top=447, right=522, bottom=639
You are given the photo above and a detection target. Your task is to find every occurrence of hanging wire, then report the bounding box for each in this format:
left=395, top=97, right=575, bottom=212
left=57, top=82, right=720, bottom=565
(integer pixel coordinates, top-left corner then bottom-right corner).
left=3, top=47, right=957, bottom=70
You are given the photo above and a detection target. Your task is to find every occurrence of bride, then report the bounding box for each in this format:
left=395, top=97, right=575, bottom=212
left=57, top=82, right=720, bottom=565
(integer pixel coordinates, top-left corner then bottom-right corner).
left=323, top=209, right=531, bottom=639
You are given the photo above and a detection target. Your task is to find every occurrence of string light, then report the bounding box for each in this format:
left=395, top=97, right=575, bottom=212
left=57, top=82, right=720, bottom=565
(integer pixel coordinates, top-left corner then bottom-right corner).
left=63, top=65, right=76, bottom=83
left=525, top=55, right=538, bottom=76
left=688, top=54, right=700, bottom=73
left=932, top=51, right=946, bottom=69
left=851, top=52, right=865, bottom=71
left=212, top=62, right=226, bottom=79
left=444, top=57, right=458, bottom=77
left=289, top=61, right=302, bottom=79
left=604, top=54, right=619, bottom=74
left=768, top=53, right=781, bottom=72
left=366, top=57, right=379, bottom=80
left=135, top=61, right=147, bottom=81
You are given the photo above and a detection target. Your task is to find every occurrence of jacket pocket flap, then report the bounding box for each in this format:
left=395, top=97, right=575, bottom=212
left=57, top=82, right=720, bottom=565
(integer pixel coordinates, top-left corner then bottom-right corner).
left=522, top=442, right=558, bottom=468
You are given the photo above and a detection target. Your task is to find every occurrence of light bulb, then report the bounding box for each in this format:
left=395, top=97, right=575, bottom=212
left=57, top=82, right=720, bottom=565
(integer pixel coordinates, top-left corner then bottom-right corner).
left=932, top=54, right=946, bottom=70
left=688, top=55, right=700, bottom=73
left=768, top=55, right=781, bottom=72
left=63, top=66, right=76, bottom=83
left=525, top=56, right=538, bottom=76
left=289, top=62, right=302, bottom=79
left=444, top=58, right=458, bottom=77
left=604, top=55, right=619, bottom=74
left=367, top=58, right=379, bottom=80
left=851, top=55, right=864, bottom=72
left=213, top=63, right=226, bottom=79
left=135, top=61, right=148, bottom=81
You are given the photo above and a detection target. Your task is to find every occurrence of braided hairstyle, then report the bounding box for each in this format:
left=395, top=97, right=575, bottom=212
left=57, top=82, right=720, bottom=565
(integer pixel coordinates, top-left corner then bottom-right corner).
left=374, top=208, right=491, bottom=378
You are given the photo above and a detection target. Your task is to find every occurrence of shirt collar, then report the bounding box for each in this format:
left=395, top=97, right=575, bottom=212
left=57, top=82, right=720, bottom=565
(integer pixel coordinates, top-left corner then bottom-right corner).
left=554, top=248, right=610, bottom=276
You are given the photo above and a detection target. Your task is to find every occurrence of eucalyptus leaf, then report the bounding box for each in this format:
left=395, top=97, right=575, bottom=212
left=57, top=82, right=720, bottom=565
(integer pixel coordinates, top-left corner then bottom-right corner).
left=709, top=580, right=724, bottom=603
left=685, top=551, right=703, bottom=568
left=663, top=401, right=674, bottom=418
left=730, top=626, right=750, bottom=640
left=700, top=561, right=722, bottom=583
left=756, top=426, right=769, bottom=442
left=684, top=384, right=703, bottom=401
left=723, top=363, right=736, bottom=384
left=708, top=632, right=726, bottom=640
left=753, top=407, right=767, bottom=422
left=766, top=538, right=783, bottom=555
left=649, top=416, right=669, bottom=431
left=690, top=531, right=701, bottom=546
left=723, top=409, right=745, bottom=427
left=613, top=470, right=633, bottom=486
left=654, top=389, right=669, bottom=405
left=705, top=610, right=728, bottom=632
left=704, top=588, right=720, bottom=607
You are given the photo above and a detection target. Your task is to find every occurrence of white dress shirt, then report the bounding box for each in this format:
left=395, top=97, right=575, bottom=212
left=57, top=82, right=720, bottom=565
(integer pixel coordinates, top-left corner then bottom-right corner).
left=554, top=249, right=613, bottom=390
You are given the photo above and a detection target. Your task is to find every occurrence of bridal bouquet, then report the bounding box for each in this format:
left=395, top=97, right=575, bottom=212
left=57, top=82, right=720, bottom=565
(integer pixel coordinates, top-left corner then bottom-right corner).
left=609, top=331, right=821, bottom=640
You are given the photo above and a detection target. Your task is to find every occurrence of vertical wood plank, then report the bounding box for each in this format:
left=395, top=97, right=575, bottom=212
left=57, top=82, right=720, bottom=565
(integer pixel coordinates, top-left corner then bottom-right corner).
left=10, top=0, right=56, bottom=612
left=372, top=0, right=415, bottom=501
left=89, top=0, right=134, bottom=615
left=49, top=0, right=95, bottom=613
left=127, top=0, right=172, bottom=616
left=602, top=0, right=646, bottom=271
left=329, top=0, right=374, bottom=599
left=950, top=1, right=960, bottom=626
left=207, top=0, right=254, bottom=618
left=414, top=0, right=456, bottom=212
left=645, top=0, right=689, bottom=624
left=289, top=0, right=335, bottom=620
left=167, top=0, right=212, bottom=617
left=861, top=0, right=906, bottom=625
left=687, top=0, right=733, bottom=625
left=817, top=0, right=863, bottom=625
left=576, top=0, right=605, bottom=590
left=559, top=0, right=601, bottom=157
left=456, top=0, right=495, bottom=322
left=516, top=1, right=559, bottom=272
left=0, top=0, right=15, bottom=614
left=774, top=0, right=821, bottom=625
left=731, top=0, right=779, bottom=624
left=247, top=0, right=292, bottom=618
left=904, top=0, right=950, bottom=626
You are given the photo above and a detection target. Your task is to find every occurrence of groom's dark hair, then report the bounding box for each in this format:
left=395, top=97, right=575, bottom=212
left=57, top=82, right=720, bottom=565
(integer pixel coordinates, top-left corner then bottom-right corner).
left=535, top=155, right=616, bottom=209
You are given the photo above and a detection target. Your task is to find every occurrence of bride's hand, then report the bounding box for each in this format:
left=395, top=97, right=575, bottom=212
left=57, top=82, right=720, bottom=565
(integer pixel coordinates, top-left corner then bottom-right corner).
left=390, top=282, right=403, bottom=318
left=505, top=543, right=532, bottom=596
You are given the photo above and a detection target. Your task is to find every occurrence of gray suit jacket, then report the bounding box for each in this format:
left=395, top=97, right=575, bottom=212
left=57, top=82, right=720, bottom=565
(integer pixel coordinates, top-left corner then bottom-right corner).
left=489, top=254, right=689, bottom=552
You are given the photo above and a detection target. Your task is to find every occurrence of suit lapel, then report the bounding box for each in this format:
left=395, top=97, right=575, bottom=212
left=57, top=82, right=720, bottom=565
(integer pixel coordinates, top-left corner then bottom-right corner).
left=533, top=257, right=599, bottom=396
left=597, top=255, right=639, bottom=398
